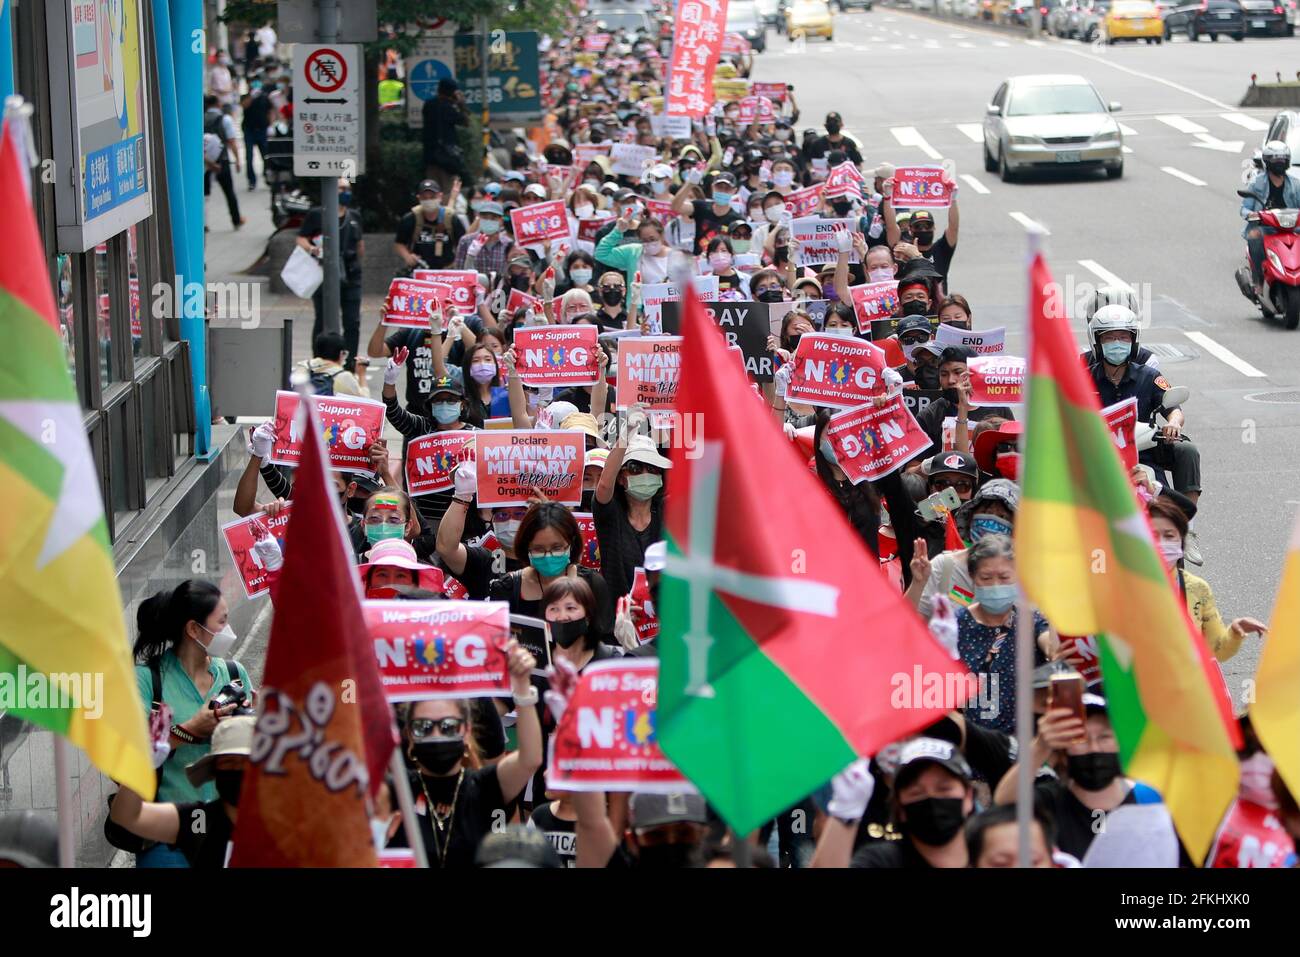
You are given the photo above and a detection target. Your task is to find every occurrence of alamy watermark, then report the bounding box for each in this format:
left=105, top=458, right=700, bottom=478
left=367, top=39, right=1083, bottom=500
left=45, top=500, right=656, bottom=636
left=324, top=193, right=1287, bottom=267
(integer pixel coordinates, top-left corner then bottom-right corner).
left=0, top=666, right=103, bottom=719
left=152, top=275, right=261, bottom=329
left=890, top=665, right=1000, bottom=721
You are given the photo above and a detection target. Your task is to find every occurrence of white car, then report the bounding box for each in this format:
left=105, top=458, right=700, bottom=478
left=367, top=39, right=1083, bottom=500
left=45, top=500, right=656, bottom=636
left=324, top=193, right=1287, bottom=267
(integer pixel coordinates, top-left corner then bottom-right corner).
left=983, top=74, right=1124, bottom=181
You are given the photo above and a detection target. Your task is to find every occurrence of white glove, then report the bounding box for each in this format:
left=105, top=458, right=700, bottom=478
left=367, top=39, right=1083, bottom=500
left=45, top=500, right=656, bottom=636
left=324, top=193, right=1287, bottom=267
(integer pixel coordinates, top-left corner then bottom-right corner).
left=835, top=228, right=853, bottom=252
left=248, top=421, right=275, bottom=460
left=774, top=362, right=791, bottom=399
left=868, top=215, right=884, bottom=239
left=614, top=597, right=641, bottom=652
left=447, top=315, right=466, bottom=338
left=882, top=366, right=904, bottom=398
left=827, top=757, right=876, bottom=821
left=684, top=167, right=703, bottom=186
left=252, top=533, right=284, bottom=573
left=384, top=357, right=403, bottom=386
left=453, top=461, right=477, bottom=498
left=882, top=178, right=894, bottom=199
left=929, top=594, right=960, bottom=661
left=151, top=738, right=172, bottom=769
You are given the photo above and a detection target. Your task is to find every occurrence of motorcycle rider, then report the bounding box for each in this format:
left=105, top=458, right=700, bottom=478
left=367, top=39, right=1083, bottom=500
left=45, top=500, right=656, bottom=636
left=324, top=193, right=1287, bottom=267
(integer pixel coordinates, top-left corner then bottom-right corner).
left=1079, top=285, right=1159, bottom=369
left=1241, top=140, right=1300, bottom=301
left=1086, top=304, right=1203, bottom=558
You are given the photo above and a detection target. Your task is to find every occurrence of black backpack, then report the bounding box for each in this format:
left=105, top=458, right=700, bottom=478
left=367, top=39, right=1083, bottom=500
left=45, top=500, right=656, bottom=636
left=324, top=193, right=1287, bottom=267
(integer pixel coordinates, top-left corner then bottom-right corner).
left=309, top=366, right=340, bottom=397
left=203, top=111, right=228, bottom=163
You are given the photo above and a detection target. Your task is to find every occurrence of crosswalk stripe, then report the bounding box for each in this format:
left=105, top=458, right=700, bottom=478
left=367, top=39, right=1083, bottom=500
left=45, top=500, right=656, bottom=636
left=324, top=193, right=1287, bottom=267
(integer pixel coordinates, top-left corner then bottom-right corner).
left=958, top=41, right=974, bottom=47
left=1220, top=112, right=1269, bottom=132
left=993, top=40, right=1009, bottom=46
left=1122, top=146, right=1133, bottom=154
left=1009, top=211, right=1049, bottom=234
left=1160, top=165, right=1207, bottom=186
left=1118, top=123, right=1138, bottom=136
left=959, top=174, right=990, bottom=194
left=890, top=126, right=943, bottom=160
left=956, top=124, right=984, bottom=143
left=1077, top=259, right=1134, bottom=292
left=1156, top=114, right=1208, bottom=134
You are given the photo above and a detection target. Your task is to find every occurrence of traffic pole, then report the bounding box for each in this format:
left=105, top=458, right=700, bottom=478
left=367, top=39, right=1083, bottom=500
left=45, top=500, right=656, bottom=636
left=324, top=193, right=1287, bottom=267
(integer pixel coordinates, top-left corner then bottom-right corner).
left=320, top=0, right=341, bottom=334
left=480, top=14, right=490, bottom=174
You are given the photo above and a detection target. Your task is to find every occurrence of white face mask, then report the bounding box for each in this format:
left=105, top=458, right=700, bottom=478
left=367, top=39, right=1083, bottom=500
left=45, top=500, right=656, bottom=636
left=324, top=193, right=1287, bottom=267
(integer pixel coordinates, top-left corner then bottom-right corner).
left=651, top=180, right=669, bottom=195
left=868, top=266, right=895, bottom=283
left=575, top=203, right=594, bottom=219
left=765, top=204, right=786, bottom=223
left=494, top=519, right=521, bottom=548
left=420, top=199, right=440, bottom=214
left=197, top=623, right=237, bottom=658
left=644, top=240, right=664, bottom=256
left=823, top=325, right=854, bottom=337
left=773, top=170, right=795, bottom=188
left=1240, top=752, right=1279, bottom=809
left=1158, top=538, right=1183, bottom=567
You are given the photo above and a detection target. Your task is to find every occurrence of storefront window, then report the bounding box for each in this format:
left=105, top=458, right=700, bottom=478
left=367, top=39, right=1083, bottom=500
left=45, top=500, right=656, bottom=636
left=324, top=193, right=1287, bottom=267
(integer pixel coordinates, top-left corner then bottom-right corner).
left=93, top=242, right=113, bottom=386
left=54, top=254, right=76, bottom=382
left=128, top=225, right=143, bottom=357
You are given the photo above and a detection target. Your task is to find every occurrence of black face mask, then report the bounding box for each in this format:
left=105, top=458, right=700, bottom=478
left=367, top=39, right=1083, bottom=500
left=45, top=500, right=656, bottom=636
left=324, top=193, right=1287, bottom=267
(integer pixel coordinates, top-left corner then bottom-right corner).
left=912, top=229, right=935, bottom=246
left=511, top=274, right=532, bottom=291
left=757, top=287, right=785, bottom=304
left=786, top=333, right=802, bottom=352
left=601, top=286, right=624, bottom=306
left=412, top=737, right=465, bottom=776
left=550, top=618, right=589, bottom=649
left=914, top=363, right=941, bottom=390
left=830, top=202, right=853, bottom=218
left=214, top=768, right=244, bottom=805
left=942, top=387, right=961, bottom=405
left=901, top=796, right=966, bottom=846
left=901, top=300, right=929, bottom=317
left=1268, top=160, right=1288, bottom=176
left=581, top=489, right=596, bottom=512
left=826, top=122, right=842, bottom=135
left=636, top=843, right=697, bottom=868
left=1067, top=751, right=1122, bottom=792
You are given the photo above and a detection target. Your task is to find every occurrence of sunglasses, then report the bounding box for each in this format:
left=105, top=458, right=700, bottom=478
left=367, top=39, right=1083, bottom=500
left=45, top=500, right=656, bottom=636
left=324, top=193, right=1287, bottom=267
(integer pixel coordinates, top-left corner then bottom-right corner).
left=900, top=334, right=931, bottom=346
left=931, top=478, right=974, bottom=495
left=624, top=462, right=663, bottom=476
left=409, top=716, right=466, bottom=740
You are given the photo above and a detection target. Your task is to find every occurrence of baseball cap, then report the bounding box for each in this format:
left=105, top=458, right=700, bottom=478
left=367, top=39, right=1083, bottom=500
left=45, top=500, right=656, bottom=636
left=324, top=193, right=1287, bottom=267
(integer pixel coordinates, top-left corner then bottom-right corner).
left=910, top=210, right=936, bottom=225
left=502, top=170, right=527, bottom=183
left=970, top=476, right=1021, bottom=514
left=629, top=791, right=708, bottom=829
left=186, top=715, right=256, bottom=786
left=475, top=825, right=563, bottom=868
left=712, top=172, right=737, bottom=189
left=873, top=162, right=896, bottom=180
left=477, top=200, right=504, bottom=217
left=483, top=182, right=502, bottom=197
left=895, top=314, right=933, bottom=339
left=429, top=375, right=465, bottom=399
left=649, top=163, right=674, bottom=180
left=416, top=179, right=442, bottom=196
left=924, top=450, right=978, bottom=480
left=1083, top=693, right=1109, bottom=715
left=936, top=345, right=976, bottom=366
left=893, top=737, right=973, bottom=790
left=524, top=182, right=547, bottom=198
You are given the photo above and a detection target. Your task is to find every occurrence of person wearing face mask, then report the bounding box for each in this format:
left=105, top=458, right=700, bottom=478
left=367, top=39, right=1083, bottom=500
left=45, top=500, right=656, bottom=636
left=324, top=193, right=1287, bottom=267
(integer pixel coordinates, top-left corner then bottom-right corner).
left=453, top=200, right=513, bottom=276
left=353, top=487, right=428, bottom=563
left=557, top=251, right=595, bottom=297
left=896, top=277, right=934, bottom=320
left=570, top=789, right=713, bottom=868
left=806, top=112, right=863, bottom=165
left=392, top=645, right=541, bottom=869
left=672, top=170, right=745, bottom=254
left=646, top=163, right=674, bottom=200
left=739, top=146, right=767, bottom=196
left=820, top=303, right=858, bottom=336
left=1147, top=498, right=1266, bottom=663
left=750, top=268, right=789, bottom=305
left=754, top=190, right=790, bottom=256
left=916, top=345, right=1015, bottom=458
left=395, top=179, right=465, bottom=272
left=887, top=314, right=935, bottom=386
left=728, top=221, right=757, bottom=267
left=460, top=343, right=510, bottom=425
left=108, top=715, right=257, bottom=869
left=769, top=157, right=799, bottom=197
left=704, top=236, right=744, bottom=295
left=357, top=538, right=449, bottom=599
left=907, top=478, right=1019, bottom=619
left=596, top=216, right=671, bottom=292
left=955, top=534, right=1057, bottom=730
left=438, top=455, right=529, bottom=599
left=1208, top=715, right=1296, bottom=868
left=995, top=694, right=1183, bottom=862
left=544, top=577, right=622, bottom=674
left=129, top=581, right=254, bottom=867
left=937, top=294, right=973, bottom=331
left=770, top=310, right=818, bottom=425
left=594, top=421, right=670, bottom=600
left=890, top=206, right=958, bottom=285
left=298, top=178, right=365, bottom=368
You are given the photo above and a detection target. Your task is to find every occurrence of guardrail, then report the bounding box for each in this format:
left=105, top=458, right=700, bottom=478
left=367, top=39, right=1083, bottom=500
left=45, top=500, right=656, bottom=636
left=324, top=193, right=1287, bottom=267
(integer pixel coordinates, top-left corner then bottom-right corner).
left=878, top=1, right=1043, bottom=39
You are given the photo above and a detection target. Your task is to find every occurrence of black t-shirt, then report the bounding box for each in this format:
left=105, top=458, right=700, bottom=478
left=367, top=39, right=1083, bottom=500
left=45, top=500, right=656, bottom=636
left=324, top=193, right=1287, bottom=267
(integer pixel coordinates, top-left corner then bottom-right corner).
left=1267, top=178, right=1288, bottom=210
left=850, top=836, right=933, bottom=868
left=487, top=566, right=615, bottom=641
left=395, top=765, right=508, bottom=869
left=918, top=235, right=956, bottom=282
left=173, top=800, right=234, bottom=869
left=241, top=92, right=272, bottom=132
left=299, top=208, right=364, bottom=285
left=1033, top=776, right=1138, bottom=861
left=395, top=207, right=465, bottom=270
left=529, top=803, right=578, bottom=867
left=459, top=541, right=524, bottom=599
left=690, top=199, right=745, bottom=254
left=807, top=134, right=864, bottom=166
left=593, top=492, right=663, bottom=599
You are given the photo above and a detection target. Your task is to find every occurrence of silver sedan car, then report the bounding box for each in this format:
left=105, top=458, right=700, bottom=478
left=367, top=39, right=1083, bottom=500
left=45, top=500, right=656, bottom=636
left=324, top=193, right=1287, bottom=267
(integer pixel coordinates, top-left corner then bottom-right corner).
left=982, top=74, right=1124, bottom=182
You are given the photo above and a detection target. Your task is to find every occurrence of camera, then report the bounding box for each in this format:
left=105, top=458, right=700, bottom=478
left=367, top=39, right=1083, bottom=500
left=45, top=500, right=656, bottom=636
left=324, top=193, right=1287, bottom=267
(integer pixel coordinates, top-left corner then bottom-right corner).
left=209, top=680, right=255, bottom=716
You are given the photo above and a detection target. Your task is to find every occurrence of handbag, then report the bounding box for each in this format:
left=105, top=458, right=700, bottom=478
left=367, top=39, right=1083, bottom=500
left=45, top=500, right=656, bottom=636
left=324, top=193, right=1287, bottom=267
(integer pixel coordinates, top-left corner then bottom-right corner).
left=280, top=244, right=325, bottom=299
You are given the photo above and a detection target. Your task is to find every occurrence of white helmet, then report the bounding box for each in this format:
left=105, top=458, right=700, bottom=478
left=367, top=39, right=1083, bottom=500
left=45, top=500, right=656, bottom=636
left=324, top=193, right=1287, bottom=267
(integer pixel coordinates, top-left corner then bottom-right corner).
left=1262, top=139, right=1291, bottom=174
left=1082, top=284, right=1140, bottom=323
left=1088, top=304, right=1140, bottom=363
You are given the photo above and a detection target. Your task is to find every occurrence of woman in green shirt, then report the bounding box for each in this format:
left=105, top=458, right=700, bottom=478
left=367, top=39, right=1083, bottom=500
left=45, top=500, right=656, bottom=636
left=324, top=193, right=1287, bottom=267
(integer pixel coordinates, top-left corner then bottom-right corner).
left=132, top=580, right=254, bottom=868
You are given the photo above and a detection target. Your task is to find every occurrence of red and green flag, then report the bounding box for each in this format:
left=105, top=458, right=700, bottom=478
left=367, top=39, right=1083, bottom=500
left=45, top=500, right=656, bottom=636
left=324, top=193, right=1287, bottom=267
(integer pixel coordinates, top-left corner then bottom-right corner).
left=657, top=293, right=969, bottom=835
left=0, top=118, right=154, bottom=797
left=1016, top=250, right=1239, bottom=863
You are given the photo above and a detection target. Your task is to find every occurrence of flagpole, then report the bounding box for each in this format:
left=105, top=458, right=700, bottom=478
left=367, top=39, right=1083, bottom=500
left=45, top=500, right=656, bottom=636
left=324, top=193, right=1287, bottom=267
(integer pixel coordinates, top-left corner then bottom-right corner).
left=389, top=751, right=429, bottom=868
left=1015, top=227, right=1047, bottom=868
left=53, top=738, right=75, bottom=867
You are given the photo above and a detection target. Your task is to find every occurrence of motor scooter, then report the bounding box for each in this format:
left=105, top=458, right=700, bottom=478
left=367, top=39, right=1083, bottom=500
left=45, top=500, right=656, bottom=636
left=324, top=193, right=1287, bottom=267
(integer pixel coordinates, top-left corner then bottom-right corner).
left=1234, top=187, right=1300, bottom=329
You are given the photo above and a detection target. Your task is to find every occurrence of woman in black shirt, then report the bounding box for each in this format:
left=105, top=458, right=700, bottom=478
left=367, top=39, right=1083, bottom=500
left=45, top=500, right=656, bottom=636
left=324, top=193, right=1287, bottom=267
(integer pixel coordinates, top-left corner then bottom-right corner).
left=594, top=429, right=669, bottom=600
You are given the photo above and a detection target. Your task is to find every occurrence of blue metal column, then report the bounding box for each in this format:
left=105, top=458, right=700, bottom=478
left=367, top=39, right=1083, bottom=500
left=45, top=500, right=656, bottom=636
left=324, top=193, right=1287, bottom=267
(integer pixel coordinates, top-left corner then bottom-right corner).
left=0, top=1, right=14, bottom=103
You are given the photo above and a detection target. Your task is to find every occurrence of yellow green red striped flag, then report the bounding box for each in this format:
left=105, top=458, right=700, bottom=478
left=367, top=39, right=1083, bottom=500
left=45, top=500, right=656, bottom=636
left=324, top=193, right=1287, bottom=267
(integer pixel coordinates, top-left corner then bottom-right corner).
left=1015, top=251, right=1238, bottom=863
left=0, top=118, right=154, bottom=798
left=1251, top=511, right=1300, bottom=803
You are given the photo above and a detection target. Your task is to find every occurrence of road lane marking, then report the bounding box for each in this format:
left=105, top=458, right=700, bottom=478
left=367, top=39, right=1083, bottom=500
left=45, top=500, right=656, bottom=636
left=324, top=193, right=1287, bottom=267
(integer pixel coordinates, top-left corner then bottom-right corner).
left=1009, top=211, right=1049, bottom=233
left=890, top=126, right=943, bottom=159
left=956, top=123, right=984, bottom=142
left=958, top=41, right=974, bottom=47
left=1220, top=112, right=1269, bottom=132
left=1045, top=46, right=1238, bottom=111
left=1077, top=259, right=1134, bottom=292
left=993, top=39, right=1009, bottom=46
left=1118, top=123, right=1138, bottom=136
left=1183, top=331, right=1267, bottom=377
left=959, top=174, right=990, bottom=194
left=1122, top=146, right=1133, bottom=153
left=1156, top=115, right=1208, bottom=134
left=1160, top=166, right=1207, bottom=186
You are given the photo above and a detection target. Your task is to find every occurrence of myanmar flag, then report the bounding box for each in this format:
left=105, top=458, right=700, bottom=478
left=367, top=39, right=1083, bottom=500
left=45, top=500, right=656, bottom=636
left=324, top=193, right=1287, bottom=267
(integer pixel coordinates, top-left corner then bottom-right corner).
left=657, top=294, right=969, bottom=835
left=1251, top=510, right=1300, bottom=804
left=1016, top=250, right=1238, bottom=862
left=0, top=118, right=154, bottom=796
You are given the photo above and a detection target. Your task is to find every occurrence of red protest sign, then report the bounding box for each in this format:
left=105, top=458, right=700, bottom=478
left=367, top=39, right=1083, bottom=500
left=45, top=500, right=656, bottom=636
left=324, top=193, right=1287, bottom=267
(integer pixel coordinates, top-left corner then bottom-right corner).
left=750, top=81, right=787, bottom=103
left=405, top=431, right=475, bottom=497
left=629, top=567, right=659, bottom=643
left=269, top=391, right=386, bottom=474
left=384, top=278, right=449, bottom=329
left=616, top=336, right=682, bottom=413
left=510, top=199, right=571, bottom=245
left=221, top=506, right=294, bottom=599
left=584, top=33, right=611, bottom=51
left=1101, top=397, right=1139, bottom=471
left=736, top=95, right=774, bottom=125
left=475, top=429, right=586, bottom=506
left=413, top=269, right=478, bottom=314
left=365, top=600, right=512, bottom=701
left=785, top=334, right=888, bottom=408
left=546, top=658, right=691, bottom=794
left=644, top=198, right=674, bottom=223
left=506, top=288, right=544, bottom=316
left=576, top=216, right=612, bottom=245
left=848, top=281, right=900, bottom=332
left=666, top=0, right=728, bottom=118
left=892, top=165, right=952, bottom=209
left=514, top=325, right=600, bottom=387
left=573, top=512, right=601, bottom=570
left=784, top=183, right=824, bottom=217
left=823, top=162, right=864, bottom=200
left=967, top=355, right=1025, bottom=405
left=824, top=397, right=933, bottom=484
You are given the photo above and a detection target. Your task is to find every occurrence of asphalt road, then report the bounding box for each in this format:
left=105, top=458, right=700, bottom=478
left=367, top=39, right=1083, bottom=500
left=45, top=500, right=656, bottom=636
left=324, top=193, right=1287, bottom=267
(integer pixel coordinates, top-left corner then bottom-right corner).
left=753, top=8, right=1300, bottom=695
